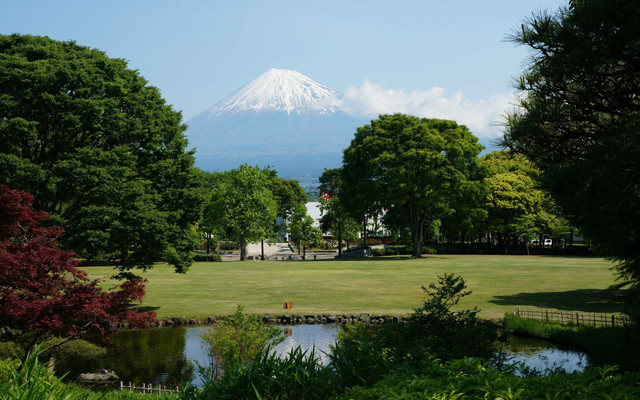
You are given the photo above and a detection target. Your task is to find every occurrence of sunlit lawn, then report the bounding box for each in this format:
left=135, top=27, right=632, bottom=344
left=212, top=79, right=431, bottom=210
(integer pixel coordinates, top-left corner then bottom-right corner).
left=81, top=255, right=621, bottom=319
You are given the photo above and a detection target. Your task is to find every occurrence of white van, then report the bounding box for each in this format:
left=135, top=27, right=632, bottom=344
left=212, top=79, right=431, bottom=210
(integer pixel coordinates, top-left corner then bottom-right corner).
left=544, top=238, right=552, bottom=246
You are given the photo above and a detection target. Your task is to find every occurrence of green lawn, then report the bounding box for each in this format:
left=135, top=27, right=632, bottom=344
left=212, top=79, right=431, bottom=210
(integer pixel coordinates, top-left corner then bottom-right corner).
left=81, top=255, right=622, bottom=319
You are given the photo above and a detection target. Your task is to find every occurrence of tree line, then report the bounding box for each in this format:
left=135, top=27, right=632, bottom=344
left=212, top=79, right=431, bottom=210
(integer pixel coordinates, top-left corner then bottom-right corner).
left=321, top=115, right=572, bottom=258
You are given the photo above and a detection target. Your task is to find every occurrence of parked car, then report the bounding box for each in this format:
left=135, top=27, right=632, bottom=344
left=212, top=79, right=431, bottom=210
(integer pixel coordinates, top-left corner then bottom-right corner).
left=544, top=238, right=553, bottom=246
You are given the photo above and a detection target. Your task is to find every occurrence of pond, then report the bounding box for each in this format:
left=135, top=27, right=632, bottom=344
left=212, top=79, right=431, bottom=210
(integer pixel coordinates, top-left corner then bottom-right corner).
left=56, top=324, right=589, bottom=388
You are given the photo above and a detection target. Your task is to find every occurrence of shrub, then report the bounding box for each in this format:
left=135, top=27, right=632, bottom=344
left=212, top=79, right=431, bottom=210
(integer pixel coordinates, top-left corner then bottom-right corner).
left=219, top=241, right=239, bottom=251
left=365, top=238, right=382, bottom=246
left=0, top=341, right=25, bottom=360
left=385, top=245, right=409, bottom=255
left=404, top=274, right=499, bottom=361
left=192, top=253, right=222, bottom=262
left=201, top=306, right=284, bottom=376
left=328, top=323, right=394, bottom=388
left=371, top=248, right=386, bottom=257
left=186, top=346, right=335, bottom=400
left=0, top=345, right=103, bottom=400
left=420, top=246, right=437, bottom=255
left=336, top=358, right=640, bottom=400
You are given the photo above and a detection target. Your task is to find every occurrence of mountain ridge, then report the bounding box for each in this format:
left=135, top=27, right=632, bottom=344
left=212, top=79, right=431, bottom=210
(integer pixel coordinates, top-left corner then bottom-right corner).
left=203, top=68, right=341, bottom=117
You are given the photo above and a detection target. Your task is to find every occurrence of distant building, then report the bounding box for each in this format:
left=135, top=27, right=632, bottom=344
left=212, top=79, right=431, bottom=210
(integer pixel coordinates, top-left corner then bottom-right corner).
left=305, top=202, right=322, bottom=228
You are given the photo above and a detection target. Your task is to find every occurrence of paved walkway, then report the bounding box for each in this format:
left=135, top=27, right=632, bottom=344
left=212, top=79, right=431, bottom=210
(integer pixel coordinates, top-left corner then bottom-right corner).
left=246, top=242, right=295, bottom=258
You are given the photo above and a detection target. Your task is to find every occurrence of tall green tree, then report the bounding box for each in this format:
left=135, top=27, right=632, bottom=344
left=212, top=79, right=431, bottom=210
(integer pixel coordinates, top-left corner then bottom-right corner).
left=266, top=174, right=307, bottom=221
left=481, top=151, right=571, bottom=252
left=318, top=168, right=358, bottom=257
left=503, top=0, right=640, bottom=318
left=0, top=34, right=204, bottom=273
left=342, top=114, right=485, bottom=257
left=198, top=170, right=226, bottom=254
left=210, top=164, right=278, bottom=261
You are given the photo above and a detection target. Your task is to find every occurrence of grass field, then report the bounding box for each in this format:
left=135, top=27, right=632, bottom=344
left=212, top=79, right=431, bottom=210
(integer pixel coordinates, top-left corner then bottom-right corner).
left=81, top=255, right=622, bottom=319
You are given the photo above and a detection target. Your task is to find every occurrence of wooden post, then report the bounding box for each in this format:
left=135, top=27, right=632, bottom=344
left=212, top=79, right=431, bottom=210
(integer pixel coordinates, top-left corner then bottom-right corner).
left=576, top=313, right=580, bottom=325
left=612, top=314, right=615, bottom=327
left=545, top=310, right=549, bottom=321
left=515, top=308, right=519, bottom=317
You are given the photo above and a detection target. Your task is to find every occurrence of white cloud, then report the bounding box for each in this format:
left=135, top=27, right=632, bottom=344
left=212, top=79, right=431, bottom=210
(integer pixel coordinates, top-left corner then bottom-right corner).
left=338, top=80, right=515, bottom=139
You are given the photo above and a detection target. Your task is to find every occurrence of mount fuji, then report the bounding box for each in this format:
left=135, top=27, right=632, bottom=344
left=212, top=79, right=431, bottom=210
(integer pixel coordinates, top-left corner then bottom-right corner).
left=185, top=68, right=367, bottom=178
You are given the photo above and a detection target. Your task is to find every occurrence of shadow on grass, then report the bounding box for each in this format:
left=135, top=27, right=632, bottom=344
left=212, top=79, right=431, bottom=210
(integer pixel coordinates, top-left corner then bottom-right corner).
left=130, top=305, right=161, bottom=313
left=324, top=255, right=442, bottom=262
left=489, top=289, right=624, bottom=313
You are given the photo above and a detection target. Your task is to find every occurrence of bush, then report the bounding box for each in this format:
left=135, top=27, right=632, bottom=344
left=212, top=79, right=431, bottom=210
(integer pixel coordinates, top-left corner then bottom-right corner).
left=336, top=358, right=640, bottom=400
left=420, top=246, right=437, bottom=255
left=219, top=241, right=239, bottom=251
left=365, top=238, right=382, bottom=246
left=192, top=253, right=222, bottom=262
left=0, top=345, right=103, bottom=400
left=0, top=342, right=25, bottom=360
left=201, top=306, right=283, bottom=376
left=371, top=248, right=386, bottom=257
left=186, top=346, right=335, bottom=400
left=404, top=274, right=499, bottom=361
left=385, top=245, right=409, bottom=255
left=328, top=323, right=394, bottom=388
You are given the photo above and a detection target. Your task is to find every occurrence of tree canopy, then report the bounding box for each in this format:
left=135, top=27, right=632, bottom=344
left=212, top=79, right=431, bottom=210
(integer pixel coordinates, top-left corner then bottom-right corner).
left=342, top=114, right=485, bottom=257
left=480, top=150, right=571, bottom=252
left=0, top=34, right=204, bottom=273
left=0, top=185, right=155, bottom=348
left=503, top=0, right=640, bottom=318
left=207, top=164, right=278, bottom=260
left=318, top=168, right=358, bottom=257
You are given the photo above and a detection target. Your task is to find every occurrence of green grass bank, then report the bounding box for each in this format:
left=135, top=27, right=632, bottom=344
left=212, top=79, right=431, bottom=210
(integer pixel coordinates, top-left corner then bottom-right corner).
left=82, top=255, right=621, bottom=319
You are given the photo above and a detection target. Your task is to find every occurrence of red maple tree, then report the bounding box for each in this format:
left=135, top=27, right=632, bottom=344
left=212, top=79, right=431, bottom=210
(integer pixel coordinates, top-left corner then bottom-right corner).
left=0, top=185, right=156, bottom=347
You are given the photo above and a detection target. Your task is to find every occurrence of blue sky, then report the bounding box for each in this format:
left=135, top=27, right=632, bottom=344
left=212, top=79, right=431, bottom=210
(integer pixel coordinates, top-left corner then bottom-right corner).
left=2, top=1, right=567, bottom=138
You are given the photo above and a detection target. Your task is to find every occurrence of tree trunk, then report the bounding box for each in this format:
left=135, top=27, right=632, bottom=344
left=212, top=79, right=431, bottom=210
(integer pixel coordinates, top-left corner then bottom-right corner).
left=362, top=215, right=367, bottom=248
left=409, top=207, right=425, bottom=258
left=338, top=222, right=343, bottom=258
left=240, top=234, right=246, bottom=260
left=261, top=239, right=265, bottom=261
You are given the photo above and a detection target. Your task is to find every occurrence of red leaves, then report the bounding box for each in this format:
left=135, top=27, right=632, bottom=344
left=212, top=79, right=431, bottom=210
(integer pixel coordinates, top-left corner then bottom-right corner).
left=0, top=185, right=156, bottom=341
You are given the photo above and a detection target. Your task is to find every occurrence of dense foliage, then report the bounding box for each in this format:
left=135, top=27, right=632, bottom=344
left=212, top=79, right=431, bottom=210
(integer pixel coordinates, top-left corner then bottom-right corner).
left=337, top=358, right=640, bottom=400
left=200, top=306, right=283, bottom=376
left=318, top=168, right=359, bottom=257
left=329, top=274, right=498, bottom=386
left=503, top=0, right=640, bottom=320
left=0, top=185, right=155, bottom=348
left=342, top=114, right=486, bottom=257
left=481, top=151, right=571, bottom=252
left=0, top=34, right=204, bottom=273
left=204, top=165, right=278, bottom=260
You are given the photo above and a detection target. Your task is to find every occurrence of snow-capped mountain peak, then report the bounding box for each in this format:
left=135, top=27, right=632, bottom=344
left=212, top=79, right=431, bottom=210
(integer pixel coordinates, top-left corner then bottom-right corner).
left=208, top=68, right=340, bottom=116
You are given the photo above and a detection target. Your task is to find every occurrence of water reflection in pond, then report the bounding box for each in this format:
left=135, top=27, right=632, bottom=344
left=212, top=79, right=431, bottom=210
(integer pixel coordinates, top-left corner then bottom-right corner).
left=57, top=324, right=588, bottom=388
left=57, top=324, right=342, bottom=387
left=502, top=336, right=588, bottom=375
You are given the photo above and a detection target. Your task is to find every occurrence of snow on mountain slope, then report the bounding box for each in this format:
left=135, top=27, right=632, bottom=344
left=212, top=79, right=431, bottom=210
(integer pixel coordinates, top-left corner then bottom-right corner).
left=185, top=68, right=366, bottom=177
left=207, top=68, right=340, bottom=116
